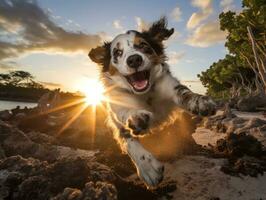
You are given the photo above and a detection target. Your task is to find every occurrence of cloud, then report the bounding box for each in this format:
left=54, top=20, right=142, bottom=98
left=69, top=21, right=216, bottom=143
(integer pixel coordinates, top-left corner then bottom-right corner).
left=167, top=51, right=185, bottom=64
left=186, top=0, right=213, bottom=29
left=171, top=6, right=182, bottom=22
left=0, top=0, right=103, bottom=61
left=135, top=17, right=150, bottom=32
left=220, top=0, right=235, bottom=12
left=186, top=21, right=226, bottom=47
left=0, top=60, right=18, bottom=71
left=112, top=20, right=123, bottom=30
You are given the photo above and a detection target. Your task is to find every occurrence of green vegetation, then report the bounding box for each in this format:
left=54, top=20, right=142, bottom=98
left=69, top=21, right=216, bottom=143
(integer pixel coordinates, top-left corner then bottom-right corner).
left=198, top=0, right=266, bottom=99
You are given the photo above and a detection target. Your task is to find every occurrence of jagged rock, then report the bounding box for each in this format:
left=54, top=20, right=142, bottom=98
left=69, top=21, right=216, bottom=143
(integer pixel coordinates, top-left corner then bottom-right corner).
left=80, top=182, right=117, bottom=200
left=52, top=182, right=117, bottom=200
left=0, top=155, right=175, bottom=200
left=0, top=145, right=5, bottom=159
left=14, top=112, right=27, bottom=120
left=0, top=110, right=12, bottom=121
left=0, top=156, right=117, bottom=200
left=211, top=132, right=266, bottom=177
left=214, top=132, right=263, bottom=158
left=221, top=156, right=266, bottom=177
left=51, top=187, right=82, bottom=200
left=26, top=131, right=55, bottom=144
left=0, top=121, right=96, bottom=162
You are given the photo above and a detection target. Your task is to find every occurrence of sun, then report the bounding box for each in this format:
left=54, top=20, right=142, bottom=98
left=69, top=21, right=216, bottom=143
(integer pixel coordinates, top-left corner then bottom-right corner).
left=77, top=78, right=105, bottom=106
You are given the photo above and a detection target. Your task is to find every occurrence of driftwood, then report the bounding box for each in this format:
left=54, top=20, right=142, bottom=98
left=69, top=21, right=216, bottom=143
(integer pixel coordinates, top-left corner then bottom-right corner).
left=247, top=26, right=266, bottom=93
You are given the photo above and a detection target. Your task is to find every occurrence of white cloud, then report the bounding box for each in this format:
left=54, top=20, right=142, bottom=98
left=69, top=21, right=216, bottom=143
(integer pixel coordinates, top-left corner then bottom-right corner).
left=171, top=6, right=182, bottom=22
left=135, top=17, right=150, bottom=32
left=97, top=32, right=113, bottom=42
left=186, top=21, right=226, bottom=47
left=167, top=51, right=185, bottom=64
left=186, top=0, right=213, bottom=29
left=220, top=0, right=235, bottom=12
left=112, top=20, right=123, bottom=30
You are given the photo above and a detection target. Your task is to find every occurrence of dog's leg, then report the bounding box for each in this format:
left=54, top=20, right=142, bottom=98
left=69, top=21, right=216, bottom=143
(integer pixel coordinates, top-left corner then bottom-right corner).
left=124, top=137, right=164, bottom=188
left=173, top=83, right=216, bottom=116
left=108, top=92, right=153, bottom=135
left=157, top=73, right=216, bottom=116
left=107, top=112, right=164, bottom=188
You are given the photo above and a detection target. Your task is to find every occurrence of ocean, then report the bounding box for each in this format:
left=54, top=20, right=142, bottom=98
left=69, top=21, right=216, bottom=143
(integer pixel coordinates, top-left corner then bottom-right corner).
left=0, top=100, right=37, bottom=111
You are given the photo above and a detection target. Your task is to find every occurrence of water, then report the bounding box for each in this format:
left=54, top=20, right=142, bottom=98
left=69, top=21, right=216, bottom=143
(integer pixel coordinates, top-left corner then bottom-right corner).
left=0, top=100, right=37, bottom=111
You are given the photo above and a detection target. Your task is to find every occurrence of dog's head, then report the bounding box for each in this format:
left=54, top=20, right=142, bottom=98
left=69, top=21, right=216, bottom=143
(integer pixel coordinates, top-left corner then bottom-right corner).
left=89, top=17, right=174, bottom=94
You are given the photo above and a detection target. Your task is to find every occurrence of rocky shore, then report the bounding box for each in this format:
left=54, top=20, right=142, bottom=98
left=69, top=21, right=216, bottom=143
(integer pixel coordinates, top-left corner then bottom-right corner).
left=0, top=102, right=266, bottom=200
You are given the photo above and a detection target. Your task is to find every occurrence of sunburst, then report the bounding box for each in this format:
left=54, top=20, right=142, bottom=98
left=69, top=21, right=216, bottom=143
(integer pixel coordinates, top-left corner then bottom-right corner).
left=36, top=78, right=134, bottom=140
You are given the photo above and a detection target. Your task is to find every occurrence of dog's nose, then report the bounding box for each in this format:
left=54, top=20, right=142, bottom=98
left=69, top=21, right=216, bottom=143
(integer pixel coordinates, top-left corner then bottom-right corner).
left=127, top=54, right=143, bottom=69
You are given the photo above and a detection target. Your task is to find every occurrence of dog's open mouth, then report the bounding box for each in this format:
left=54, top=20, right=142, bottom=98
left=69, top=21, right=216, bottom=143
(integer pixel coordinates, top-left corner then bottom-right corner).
left=125, top=70, right=150, bottom=92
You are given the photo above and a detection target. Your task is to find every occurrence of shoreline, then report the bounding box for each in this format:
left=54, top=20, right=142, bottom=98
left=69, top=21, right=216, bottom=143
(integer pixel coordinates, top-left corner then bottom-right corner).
left=0, top=97, right=37, bottom=103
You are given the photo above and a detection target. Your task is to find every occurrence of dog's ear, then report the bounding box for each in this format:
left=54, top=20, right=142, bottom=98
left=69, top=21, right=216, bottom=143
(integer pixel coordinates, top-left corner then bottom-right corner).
left=144, top=17, right=174, bottom=42
left=88, top=42, right=111, bottom=72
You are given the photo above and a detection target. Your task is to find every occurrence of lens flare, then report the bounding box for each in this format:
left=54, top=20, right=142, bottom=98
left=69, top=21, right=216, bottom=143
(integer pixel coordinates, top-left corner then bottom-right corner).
left=77, top=78, right=105, bottom=106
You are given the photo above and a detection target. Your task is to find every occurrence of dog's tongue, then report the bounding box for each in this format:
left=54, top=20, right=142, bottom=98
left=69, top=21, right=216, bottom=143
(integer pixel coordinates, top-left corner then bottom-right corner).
left=132, top=80, right=148, bottom=90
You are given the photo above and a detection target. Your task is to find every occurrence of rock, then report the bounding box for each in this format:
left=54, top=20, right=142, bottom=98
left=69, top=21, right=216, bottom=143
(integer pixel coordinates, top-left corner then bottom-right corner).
left=0, top=156, right=117, bottom=200
left=211, top=132, right=266, bottom=177
left=0, top=121, right=96, bottom=162
left=26, top=131, right=55, bottom=144
left=51, top=187, right=82, bottom=200
left=215, top=132, right=263, bottom=157
left=18, top=175, right=52, bottom=200
left=221, top=156, right=266, bottom=177
left=81, top=182, right=117, bottom=200
left=14, top=112, right=26, bottom=120
left=0, top=110, right=12, bottom=121
left=0, top=155, right=175, bottom=200
left=52, top=182, right=117, bottom=200
left=0, top=145, right=5, bottom=159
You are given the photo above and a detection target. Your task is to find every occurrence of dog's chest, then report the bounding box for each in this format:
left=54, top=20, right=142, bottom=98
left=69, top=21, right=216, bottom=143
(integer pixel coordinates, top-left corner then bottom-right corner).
left=144, top=92, right=175, bottom=123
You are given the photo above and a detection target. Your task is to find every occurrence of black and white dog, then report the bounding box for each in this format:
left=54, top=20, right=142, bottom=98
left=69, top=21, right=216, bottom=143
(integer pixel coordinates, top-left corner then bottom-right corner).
left=89, top=18, right=216, bottom=188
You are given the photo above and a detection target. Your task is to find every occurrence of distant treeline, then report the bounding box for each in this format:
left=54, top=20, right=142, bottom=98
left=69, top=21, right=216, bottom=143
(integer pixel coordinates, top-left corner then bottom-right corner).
left=0, top=70, right=82, bottom=102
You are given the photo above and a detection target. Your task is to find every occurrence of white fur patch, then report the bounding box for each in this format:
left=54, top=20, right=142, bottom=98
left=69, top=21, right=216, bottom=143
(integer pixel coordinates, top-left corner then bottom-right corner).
left=110, top=32, right=151, bottom=75
left=125, top=138, right=164, bottom=187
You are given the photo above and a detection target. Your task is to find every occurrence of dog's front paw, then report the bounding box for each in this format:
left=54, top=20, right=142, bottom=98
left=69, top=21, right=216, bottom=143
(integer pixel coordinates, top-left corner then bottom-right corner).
left=126, top=138, right=164, bottom=188
left=136, top=151, right=164, bottom=188
left=188, top=95, right=216, bottom=116
left=127, top=110, right=153, bottom=135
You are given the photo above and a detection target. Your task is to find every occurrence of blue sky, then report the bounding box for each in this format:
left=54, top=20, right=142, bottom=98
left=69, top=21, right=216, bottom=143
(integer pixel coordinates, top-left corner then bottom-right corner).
left=0, top=0, right=242, bottom=93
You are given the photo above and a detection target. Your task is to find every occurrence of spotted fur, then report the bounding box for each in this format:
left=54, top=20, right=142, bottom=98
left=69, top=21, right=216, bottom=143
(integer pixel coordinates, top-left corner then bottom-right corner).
left=88, top=17, right=216, bottom=188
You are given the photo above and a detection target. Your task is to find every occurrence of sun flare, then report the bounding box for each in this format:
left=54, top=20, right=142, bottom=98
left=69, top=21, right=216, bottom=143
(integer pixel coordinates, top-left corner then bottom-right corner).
left=77, top=78, right=105, bottom=106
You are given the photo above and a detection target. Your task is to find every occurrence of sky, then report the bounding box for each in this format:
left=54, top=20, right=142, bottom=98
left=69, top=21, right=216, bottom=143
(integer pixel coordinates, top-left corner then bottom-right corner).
left=0, top=0, right=242, bottom=94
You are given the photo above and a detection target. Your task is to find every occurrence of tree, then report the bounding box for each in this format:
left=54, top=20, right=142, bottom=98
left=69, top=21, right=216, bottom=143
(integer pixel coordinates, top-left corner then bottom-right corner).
left=0, top=71, right=43, bottom=89
left=199, top=0, right=266, bottom=98
left=9, top=71, right=34, bottom=86
left=198, top=55, right=256, bottom=98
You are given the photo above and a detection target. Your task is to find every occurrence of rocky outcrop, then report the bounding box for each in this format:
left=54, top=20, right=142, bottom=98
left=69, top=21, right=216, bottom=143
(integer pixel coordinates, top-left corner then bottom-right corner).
left=0, top=119, right=176, bottom=200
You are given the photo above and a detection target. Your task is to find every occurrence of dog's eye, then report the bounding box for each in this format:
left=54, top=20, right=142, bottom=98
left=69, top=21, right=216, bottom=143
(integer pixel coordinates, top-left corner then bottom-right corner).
left=113, top=49, right=123, bottom=57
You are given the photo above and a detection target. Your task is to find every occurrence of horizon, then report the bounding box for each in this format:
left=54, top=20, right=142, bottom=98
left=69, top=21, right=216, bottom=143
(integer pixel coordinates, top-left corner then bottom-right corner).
left=0, top=0, right=242, bottom=94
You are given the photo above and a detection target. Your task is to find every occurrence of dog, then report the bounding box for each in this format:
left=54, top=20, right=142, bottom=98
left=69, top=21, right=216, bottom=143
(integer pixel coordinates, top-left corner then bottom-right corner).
left=89, top=18, right=216, bottom=188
